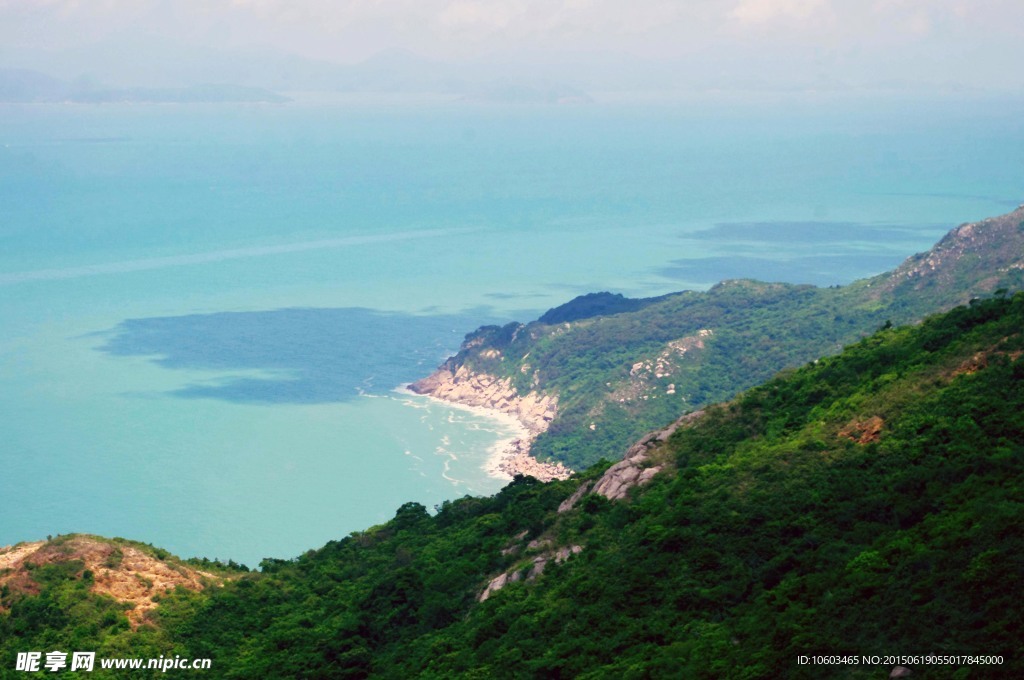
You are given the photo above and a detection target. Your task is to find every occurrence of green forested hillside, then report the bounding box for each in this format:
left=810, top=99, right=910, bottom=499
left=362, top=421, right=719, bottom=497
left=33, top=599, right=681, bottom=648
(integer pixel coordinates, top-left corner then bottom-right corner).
left=433, top=208, right=1024, bottom=469
left=5, top=294, right=1021, bottom=678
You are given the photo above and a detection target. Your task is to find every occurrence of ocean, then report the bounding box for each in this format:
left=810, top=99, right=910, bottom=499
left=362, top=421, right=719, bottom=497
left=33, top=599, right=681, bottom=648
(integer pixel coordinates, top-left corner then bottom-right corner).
left=2, top=92, right=1022, bottom=566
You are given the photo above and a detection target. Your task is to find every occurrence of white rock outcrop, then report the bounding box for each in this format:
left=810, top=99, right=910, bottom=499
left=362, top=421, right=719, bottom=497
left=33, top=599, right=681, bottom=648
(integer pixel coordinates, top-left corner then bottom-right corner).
left=478, top=544, right=583, bottom=602
left=562, top=409, right=704, bottom=509
left=411, top=365, right=557, bottom=434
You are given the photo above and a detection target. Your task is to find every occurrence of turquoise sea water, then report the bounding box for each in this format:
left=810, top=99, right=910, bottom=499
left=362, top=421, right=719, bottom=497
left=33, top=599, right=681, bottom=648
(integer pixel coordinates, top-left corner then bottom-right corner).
left=2, top=93, right=1022, bottom=566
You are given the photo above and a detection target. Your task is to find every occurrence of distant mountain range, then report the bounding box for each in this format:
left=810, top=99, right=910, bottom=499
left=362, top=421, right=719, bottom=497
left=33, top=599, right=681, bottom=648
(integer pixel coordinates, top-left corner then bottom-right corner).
left=0, top=48, right=593, bottom=104
left=6, top=40, right=996, bottom=106
left=0, top=68, right=289, bottom=103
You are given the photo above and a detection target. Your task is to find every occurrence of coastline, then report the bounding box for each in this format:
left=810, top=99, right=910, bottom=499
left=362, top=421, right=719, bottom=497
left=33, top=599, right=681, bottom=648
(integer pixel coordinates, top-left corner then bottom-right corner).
left=397, top=381, right=572, bottom=483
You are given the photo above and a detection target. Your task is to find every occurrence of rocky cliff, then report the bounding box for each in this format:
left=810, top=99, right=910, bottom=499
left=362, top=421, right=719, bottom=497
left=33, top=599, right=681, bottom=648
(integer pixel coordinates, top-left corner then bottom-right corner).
left=409, top=364, right=571, bottom=481
left=410, top=364, right=557, bottom=434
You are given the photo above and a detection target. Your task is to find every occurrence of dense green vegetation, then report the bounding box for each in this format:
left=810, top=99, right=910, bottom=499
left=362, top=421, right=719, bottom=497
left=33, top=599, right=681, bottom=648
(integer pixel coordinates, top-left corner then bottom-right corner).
left=442, top=209, right=1024, bottom=469
left=6, top=294, right=1020, bottom=678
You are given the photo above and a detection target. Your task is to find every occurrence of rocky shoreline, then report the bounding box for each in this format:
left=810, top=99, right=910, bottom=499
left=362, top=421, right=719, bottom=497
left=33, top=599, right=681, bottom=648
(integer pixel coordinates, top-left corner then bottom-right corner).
left=408, top=365, right=572, bottom=482
left=490, top=437, right=572, bottom=482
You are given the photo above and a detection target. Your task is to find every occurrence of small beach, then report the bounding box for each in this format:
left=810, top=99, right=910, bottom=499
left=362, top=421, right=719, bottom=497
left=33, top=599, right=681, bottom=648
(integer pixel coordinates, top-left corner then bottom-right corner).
left=396, top=385, right=572, bottom=482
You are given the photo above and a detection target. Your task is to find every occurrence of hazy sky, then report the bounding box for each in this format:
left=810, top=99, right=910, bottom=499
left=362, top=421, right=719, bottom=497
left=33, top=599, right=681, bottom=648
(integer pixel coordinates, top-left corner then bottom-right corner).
left=2, top=0, right=1023, bottom=91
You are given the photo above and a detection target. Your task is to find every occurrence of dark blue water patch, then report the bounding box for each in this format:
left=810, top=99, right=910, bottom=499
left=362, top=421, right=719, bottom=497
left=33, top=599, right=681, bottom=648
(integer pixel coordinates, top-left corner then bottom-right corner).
left=483, top=291, right=550, bottom=301
left=659, top=254, right=906, bottom=287
left=96, top=307, right=505, bottom=404
left=680, top=221, right=947, bottom=244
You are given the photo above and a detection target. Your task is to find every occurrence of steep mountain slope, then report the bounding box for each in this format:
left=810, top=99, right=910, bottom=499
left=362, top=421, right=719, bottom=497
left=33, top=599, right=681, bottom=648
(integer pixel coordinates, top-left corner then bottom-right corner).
left=7, top=294, right=1016, bottom=677
left=413, top=207, right=1024, bottom=470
